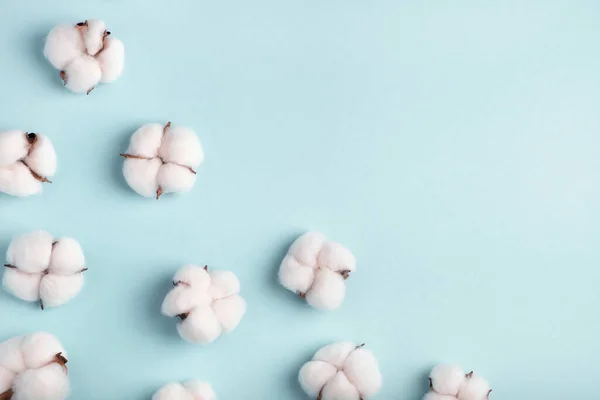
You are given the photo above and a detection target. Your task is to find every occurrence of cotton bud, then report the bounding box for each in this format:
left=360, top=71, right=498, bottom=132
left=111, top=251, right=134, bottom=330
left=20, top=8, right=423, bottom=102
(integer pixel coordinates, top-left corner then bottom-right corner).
left=425, top=364, right=492, bottom=400
left=121, top=122, right=204, bottom=199
left=3, top=231, right=87, bottom=309
left=0, top=332, right=70, bottom=400
left=0, top=131, right=56, bottom=197
left=161, top=265, right=246, bottom=344
left=44, top=19, right=124, bottom=94
left=279, top=232, right=356, bottom=310
left=299, top=342, right=382, bottom=400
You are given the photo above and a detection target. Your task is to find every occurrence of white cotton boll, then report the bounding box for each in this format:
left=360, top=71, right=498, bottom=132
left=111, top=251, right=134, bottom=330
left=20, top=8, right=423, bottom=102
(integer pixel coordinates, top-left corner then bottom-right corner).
left=288, top=232, right=327, bottom=266
left=321, top=371, right=361, bottom=400
left=63, top=55, right=102, bottom=94
left=159, top=126, right=204, bottom=169
left=173, top=265, right=211, bottom=290
left=0, top=336, right=25, bottom=372
left=343, top=347, right=382, bottom=397
left=178, top=307, right=223, bottom=344
left=122, top=158, right=162, bottom=198
left=212, top=295, right=246, bottom=332
left=2, top=269, right=41, bottom=302
left=82, top=19, right=106, bottom=56
left=125, top=124, right=163, bottom=158
left=208, top=270, right=240, bottom=300
left=156, top=163, right=197, bottom=195
left=318, top=242, right=356, bottom=273
left=44, top=24, right=84, bottom=70
left=0, top=131, right=28, bottom=166
left=298, top=361, right=337, bottom=397
left=6, top=231, right=53, bottom=274
left=182, top=380, right=216, bottom=400
left=98, top=37, right=125, bottom=83
left=48, top=238, right=85, bottom=275
left=39, top=274, right=84, bottom=308
left=12, top=363, right=70, bottom=400
left=278, top=255, right=316, bottom=294
left=20, top=332, right=65, bottom=369
left=0, top=162, right=43, bottom=197
left=458, top=374, right=491, bottom=400
left=26, top=135, right=57, bottom=179
left=305, top=269, right=345, bottom=311
left=152, top=383, right=193, bottom=400
left=314, top=342, right=356, bottom=369
left=430, top=364, right=465, bottom=396
left=423, top=393, right=457, bottom=400
left=161, top=286, right=211, bottom=317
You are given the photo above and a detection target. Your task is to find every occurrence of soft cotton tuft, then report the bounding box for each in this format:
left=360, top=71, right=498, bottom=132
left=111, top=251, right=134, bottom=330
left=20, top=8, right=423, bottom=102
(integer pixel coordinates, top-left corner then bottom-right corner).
left=279, top=232, right=356, bottom=310
left=425, top=364, right=492, bottom=400
left=0, top=131, right=56, bottom=197
left=0, top=332, right=70, bottom=400
left=2, top=231, right=87, bottom=309
left=299, top=342, right=382, bottom=400
left=121, top=122, right=204, bottom=199
left=152, top=380, right=216, bottom=400
left=44, top=20, right=124, bottom=94
left=161, top=265, right=246, bottom=344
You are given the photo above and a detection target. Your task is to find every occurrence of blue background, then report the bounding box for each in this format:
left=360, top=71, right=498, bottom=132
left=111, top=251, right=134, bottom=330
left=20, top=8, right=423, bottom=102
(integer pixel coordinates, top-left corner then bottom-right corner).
left=0, top=1, right=599, bottom=399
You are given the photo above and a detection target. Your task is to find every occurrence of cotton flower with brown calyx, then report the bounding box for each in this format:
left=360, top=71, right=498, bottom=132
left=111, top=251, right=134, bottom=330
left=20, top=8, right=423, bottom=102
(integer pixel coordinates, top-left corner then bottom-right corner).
left=0, top=332, right=70, bottom=400
left=279, top=232, right=356, bottom=310
left=299, top=341, right=382, bottom=400
left=152, top=380, right=216, bottom=400
left=424, top=364, right=492, bottom=400
left=0, top=130, right=56, bottom=197
left=2, top=231, right=88, bottom=310
left=44, top=19, right=125, bottom=94
left=161, top=264, right=246, bottom=344
left=121, top=122, right=204, bottom=200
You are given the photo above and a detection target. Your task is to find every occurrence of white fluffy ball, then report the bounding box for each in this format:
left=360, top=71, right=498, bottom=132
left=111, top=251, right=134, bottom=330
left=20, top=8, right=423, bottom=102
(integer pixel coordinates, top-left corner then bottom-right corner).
left=121, top=122, right=204, bottom=199
left=2, top=231, right=87, bottom=309
left=425, top=364, right=492, bottom=400
left=299, top=342, right=382, bottom=400
left=279, top=232, right=356, bottom=310
left=161, top=265, right=246, bottom=344
left=0, top=332, right=70, bottom=400
left=152, top=380, right=216, bottom=400
left=44, top=19, right=124, bottom=94
left=0, top=131, right=56, bottom=197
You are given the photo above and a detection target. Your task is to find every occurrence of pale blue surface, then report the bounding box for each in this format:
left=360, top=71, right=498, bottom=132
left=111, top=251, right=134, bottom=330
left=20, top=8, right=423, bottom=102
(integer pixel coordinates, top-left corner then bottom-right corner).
left=0, top=1, right=599, bottom=399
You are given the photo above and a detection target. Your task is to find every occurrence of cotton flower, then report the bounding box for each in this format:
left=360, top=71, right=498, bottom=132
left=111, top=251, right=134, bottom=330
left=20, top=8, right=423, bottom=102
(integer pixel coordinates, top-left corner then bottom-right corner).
left=279, top=232, right=356, bottom=310
left=424, top=364, right=492, bottom=400
left=44, top=19, right=125, bottom=94
left=0, top=332, right=70, bottom=400
left=161, top=265, right=246, bottom=344
left=3, top=231, right=87, bottom=310
left=152, top=380, right=216, bottom=400
left=121, top=122, right=204, bottom=199
left=0, top=131, right=56, bottom=197
left=299, top=341, right=382, bottom=400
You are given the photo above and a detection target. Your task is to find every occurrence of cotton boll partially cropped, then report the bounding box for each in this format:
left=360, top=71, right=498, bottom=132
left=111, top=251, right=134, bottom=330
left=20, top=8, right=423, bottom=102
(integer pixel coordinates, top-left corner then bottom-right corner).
left=426, top=365, right=492, bottom=400
left=153, top=380, right=215, bottom=400
left=162, top=265, right=246, bottom=344
left=0, top=131, right=57, bottom=197
left=44, top=20, right=124, bottom=94
left=279, top=232, right=355, bottom=310
left=121, top=122, right=204, bottom=199
left=0, top=332, right=69, bottom=400
left=3, top=231, right=87, bottom=309
left=299, top=342, right=382, bottom=400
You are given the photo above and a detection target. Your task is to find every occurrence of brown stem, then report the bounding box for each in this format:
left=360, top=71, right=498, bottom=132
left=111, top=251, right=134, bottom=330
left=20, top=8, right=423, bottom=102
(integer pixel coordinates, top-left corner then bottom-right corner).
left=87, top=87, right=95, bottom=95
left=21, top=161, right=51, bottom=183
left=156, top=187, right=163, bottom=200
left=177, top=313, right=189, bottom=321
left=59, top=71, right=67, bottom=85
left=0, top=388, right=13, bottom=400
left=429, top=378, right=433, bottom=389
left=120, top=153, right=152, bottom=160
left=164, top=121, right=172, bottom=133
left=466, top=371, right=473, bottom=378
left=173, top=281, right=190, bottom=287
left=3, top=264, right=16, bottom=269
left=297, top=291, right=306, bottom=299
left=356, top=343, right=365, bottom=349
left=339, top=270, right=351, bottom=280
left=204, top=265, right=208, bottom=271
left=80, top=268, right=88, bottom=273
left=317, top=388, right=323, bottom=400
left=40, top=299, right=44, bottom=310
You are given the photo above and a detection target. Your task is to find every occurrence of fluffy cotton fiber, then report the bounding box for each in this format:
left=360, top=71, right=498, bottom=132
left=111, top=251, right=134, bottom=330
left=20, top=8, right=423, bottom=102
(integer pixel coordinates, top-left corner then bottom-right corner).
left=161, top=265, right=246, bottom=344
left=121, top=122, right=204, bottom=199
left=44, top=19, right=125, bottom=94
left=424, top=364, right=492, bottom=400
left=0, top=131, right=56, bottom=197
left=0, top=332, right=70, bottom=400
left=152, top=380, right=216, bottom=400
left=299, top=341, right=382, bottom=400
left=3, top=231, right=87, bottom=309
left=279, top=232, right=356, bottom=310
